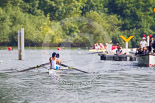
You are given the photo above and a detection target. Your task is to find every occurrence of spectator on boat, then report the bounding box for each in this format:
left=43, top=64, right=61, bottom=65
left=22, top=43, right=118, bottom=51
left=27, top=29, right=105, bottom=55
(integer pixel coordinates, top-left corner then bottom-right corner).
left=147, top=46, right=152, bottom=53
left=93, top=44, right=96, bottom=49
left=95, top=43, right=100, bottom=50
left=92, top=43, right=98, bottom=50
left=99, top=43, right=104, bottom=50
left=98, top=43, right=101, bottom=49
left=135, top=48, right=139, bottom=55
left=152, top=40, right=155, bottom=53
left=111, top=43, right=119, bottom=50
left=142, top=47, right=149, bottom=55
left=116, top=47, right=122, bottom=56
left=150, top=36, right=154, bottom=50
left=140, top=36, right=147, bottom=48
left=136, top=48, right=143, bottom=55
left=104, top=43, right=107, bottom=49
left=116, top=43, right=119, bottom=46
left=116, top=43, right=119, bottom=48
left=93, top=43, right=105, bottom=50
left=49, top=52, right=62, bottom=69
left=112, top=44, right=116, bottom=50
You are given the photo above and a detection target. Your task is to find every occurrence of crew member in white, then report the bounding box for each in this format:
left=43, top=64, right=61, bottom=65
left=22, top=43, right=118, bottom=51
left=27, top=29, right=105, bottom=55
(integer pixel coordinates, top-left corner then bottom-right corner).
left=49, top=52, right=61, bottom=69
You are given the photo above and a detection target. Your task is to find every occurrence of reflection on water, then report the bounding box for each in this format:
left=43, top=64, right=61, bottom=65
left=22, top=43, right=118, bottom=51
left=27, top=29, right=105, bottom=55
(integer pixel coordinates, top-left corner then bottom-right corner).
left=0, top=50, right=155, bottom=103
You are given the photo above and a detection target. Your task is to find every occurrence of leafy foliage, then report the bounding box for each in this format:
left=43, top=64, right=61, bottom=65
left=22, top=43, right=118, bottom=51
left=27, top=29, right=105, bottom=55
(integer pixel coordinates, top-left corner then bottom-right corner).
left=0, top=0, right=154, bottom=47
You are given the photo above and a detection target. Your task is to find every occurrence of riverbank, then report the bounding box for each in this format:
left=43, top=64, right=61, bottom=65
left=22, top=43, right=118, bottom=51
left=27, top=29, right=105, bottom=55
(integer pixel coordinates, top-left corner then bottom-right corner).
left=0, top=46, right=88, bottom=50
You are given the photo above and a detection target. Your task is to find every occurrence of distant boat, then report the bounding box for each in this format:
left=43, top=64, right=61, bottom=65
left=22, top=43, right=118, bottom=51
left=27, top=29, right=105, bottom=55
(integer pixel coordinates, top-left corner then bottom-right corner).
left=88, top=49, right=106, bottom=53
left=136, top=54, right=155, bottom=67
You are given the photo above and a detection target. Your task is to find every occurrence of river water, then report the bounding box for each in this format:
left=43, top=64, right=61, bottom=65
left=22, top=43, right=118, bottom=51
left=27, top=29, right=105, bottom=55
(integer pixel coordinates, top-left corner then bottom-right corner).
left=0, top=49, right=155, bottom=103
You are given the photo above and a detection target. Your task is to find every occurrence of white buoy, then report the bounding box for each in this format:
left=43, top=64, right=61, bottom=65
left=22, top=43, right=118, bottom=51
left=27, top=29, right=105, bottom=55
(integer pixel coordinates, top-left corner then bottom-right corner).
left=0, top=60, right=3, bottom=63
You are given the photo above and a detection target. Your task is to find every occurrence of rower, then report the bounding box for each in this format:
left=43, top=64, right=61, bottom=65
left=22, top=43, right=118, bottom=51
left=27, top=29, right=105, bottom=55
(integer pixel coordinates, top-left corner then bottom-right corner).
left=49, top=52, right=62, bottom=69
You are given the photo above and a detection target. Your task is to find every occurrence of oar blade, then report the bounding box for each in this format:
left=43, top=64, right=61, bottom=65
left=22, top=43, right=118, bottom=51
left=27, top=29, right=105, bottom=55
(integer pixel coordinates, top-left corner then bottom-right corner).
left=72, top=68, right=88, bottom=73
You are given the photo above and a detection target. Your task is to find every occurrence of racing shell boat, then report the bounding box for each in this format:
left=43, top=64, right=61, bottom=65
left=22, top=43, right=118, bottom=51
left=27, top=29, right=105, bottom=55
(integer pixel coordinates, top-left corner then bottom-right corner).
left=136, top=54, right=155, bottom=67
left=48, top=68, right=72, bottom=74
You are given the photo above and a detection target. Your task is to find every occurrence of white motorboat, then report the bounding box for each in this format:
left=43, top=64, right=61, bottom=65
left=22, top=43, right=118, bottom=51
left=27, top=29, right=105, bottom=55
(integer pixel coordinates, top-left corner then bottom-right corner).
left=136, top=54, right=155, bottom=67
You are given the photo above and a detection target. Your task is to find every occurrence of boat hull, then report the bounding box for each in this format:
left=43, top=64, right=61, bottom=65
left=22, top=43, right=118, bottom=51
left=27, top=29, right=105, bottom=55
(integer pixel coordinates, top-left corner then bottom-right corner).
left=48, top=68, right=72, bottom=74
left=136, top=54, right=155, bottom=67
left=89, top=49, right=106, bottom=52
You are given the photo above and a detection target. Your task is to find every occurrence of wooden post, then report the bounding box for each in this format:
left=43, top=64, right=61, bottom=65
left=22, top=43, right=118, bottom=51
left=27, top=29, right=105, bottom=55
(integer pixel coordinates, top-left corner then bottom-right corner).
left=21, top=28, right=24, bottom=59
left=18, top=30, right=21, bottom=60
left=18, top=28, right=24, bottom=60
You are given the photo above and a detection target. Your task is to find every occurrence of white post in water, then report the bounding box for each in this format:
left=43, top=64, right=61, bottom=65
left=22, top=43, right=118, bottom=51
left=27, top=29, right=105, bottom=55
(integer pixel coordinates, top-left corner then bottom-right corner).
left=147, top=36, right=150, bottom=46
left=18, top=28, right=24, bottom=60
left=126, top=42, right=128, bottom=54
left=106, top=44, right=112, bottom=54
left=120, top=35, right=134, bottom=54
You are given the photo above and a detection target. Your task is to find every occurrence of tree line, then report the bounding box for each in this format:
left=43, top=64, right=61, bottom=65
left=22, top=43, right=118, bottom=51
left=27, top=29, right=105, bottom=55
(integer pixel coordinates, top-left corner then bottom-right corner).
left=0, top=0, right=154, bottom=48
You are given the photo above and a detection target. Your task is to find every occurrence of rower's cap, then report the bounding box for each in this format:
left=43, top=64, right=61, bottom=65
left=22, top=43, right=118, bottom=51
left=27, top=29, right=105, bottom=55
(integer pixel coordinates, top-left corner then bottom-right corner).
left=52, top=52, right=57, bottom=58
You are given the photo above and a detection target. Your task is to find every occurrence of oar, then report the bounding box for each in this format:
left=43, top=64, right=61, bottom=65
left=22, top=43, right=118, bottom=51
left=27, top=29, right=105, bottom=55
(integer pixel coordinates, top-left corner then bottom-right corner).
left=18, top=62, right=50, bottom=72
left=60, top=63, right=88, bottom=74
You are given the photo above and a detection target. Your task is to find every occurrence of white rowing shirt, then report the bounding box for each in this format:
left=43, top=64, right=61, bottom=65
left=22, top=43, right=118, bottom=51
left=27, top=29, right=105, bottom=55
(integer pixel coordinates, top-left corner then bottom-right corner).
left=140, top=41, right=147, bottom=48
left=50, top=58, right=56, bottom=69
